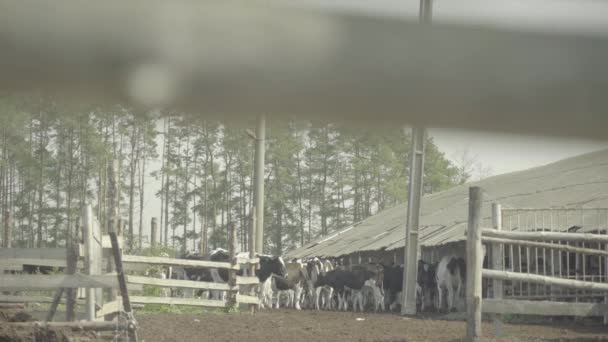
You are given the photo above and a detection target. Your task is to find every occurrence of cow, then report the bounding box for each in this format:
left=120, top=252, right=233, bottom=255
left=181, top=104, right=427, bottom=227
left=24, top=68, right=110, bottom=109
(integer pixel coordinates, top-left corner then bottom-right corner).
left=315, top=265, right=381, bottom=312
left=266, top=260, right=307, bottom=310
left=435, top=256, right=465, bottom=312
left=382, top=264, right=403, bottom=311
left=417, top=260, right=437, bottom=312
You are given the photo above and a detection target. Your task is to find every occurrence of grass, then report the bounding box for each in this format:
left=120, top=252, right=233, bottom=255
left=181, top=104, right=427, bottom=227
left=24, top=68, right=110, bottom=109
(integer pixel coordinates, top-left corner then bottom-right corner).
left=137, top=304, right=240, bottom=315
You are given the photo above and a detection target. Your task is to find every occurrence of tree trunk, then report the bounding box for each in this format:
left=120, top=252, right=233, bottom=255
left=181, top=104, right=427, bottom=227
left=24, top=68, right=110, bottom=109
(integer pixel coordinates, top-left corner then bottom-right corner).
left=138, top=149, right=146, bottom=250
left=127, top=123, right=139, bottom=251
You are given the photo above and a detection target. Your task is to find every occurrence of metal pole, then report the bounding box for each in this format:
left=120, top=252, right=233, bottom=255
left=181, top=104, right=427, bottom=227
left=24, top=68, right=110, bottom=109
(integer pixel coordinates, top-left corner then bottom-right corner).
left=401, top=126, right=427, bottom=315
left=401, top=0, right=432, bottom=316
left=253, top=114, right=266, bottom=254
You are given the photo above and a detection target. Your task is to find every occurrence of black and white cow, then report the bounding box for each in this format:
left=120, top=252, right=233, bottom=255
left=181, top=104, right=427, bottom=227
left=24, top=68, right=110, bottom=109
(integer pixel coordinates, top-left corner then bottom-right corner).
left=435, top=256, right=466, bottom=312
left=314, top=264, right=382, bottom=312
left=382, top=264, right=403, bottom=311
left=417, top=260, right=437, bottom=312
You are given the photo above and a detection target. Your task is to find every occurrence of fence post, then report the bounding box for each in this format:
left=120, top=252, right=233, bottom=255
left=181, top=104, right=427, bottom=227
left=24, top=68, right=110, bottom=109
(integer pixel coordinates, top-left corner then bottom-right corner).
left=466, top=187, right=484, bottom=341
left=249, top=209, right=257, bottom=314
left=491, top=203, right=503, bottom=336
left=65, top=242, right=78, bottom=321
left=228, top=222, right=238, bottom=309
left=83, top=205, right=96, bottom=321
left=150, top=217, right=158, bottom=248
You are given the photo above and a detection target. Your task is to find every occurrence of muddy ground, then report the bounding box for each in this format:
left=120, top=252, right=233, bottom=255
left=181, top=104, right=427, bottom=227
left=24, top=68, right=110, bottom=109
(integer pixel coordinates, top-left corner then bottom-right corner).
left=2, top=309, right=608, bottom=341
left=0, top=309, right=116, bottom=341
left=137, top=310, right=608, bottom=342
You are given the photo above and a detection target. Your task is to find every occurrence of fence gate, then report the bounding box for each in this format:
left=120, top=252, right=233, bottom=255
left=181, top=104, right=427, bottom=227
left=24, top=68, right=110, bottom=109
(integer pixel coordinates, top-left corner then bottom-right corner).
left=465, top=187, right=608, bottom=341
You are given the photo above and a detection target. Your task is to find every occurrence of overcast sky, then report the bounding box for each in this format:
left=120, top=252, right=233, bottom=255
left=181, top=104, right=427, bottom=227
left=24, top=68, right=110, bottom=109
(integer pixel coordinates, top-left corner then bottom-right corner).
left=429, top=129, right=607, bottom=179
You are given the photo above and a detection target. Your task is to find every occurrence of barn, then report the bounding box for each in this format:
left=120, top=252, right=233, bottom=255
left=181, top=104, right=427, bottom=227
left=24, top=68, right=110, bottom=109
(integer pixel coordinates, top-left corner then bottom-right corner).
left=286, top=148, right=608, bottom=304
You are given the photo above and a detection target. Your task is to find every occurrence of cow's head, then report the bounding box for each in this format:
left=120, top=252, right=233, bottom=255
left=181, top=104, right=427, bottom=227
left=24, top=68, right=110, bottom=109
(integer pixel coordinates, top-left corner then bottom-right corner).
left=257, top=255, right=287, bottom=282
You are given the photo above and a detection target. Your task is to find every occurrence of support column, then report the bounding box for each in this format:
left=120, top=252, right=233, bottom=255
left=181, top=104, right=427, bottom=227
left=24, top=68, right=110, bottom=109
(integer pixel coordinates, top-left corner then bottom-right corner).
left=253, top=115, right=266, bottom=254
left=401, top=127, right=427, bottom=315
left=466, top=187, right=484, bottom=341
left=491, top=203, right=504, bottom=336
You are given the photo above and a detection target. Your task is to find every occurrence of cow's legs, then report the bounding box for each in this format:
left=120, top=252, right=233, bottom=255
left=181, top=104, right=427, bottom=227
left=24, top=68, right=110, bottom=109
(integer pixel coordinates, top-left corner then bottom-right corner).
left=315, top=287, right=323, bottom=310
left=446, top=285, right=454, bottom=312
left=436, top=285, right=443, bottom=312
left=294, top=284, right=302, bottom=310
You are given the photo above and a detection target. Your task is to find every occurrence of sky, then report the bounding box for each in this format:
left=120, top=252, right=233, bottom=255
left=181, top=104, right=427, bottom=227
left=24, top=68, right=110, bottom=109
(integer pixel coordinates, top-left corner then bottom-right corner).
left=429, top=129, right=608, bottom=180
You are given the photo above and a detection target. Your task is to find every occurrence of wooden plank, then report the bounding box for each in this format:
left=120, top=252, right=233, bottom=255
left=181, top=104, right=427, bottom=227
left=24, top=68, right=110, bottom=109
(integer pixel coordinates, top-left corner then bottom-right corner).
left=122, top=254, right=238, bottom=270
left=127, top=275, right=232, bottom=291
left=0, top=248, right=66, bottom=260
left=0, top=274, right=118, bottom=290
left=129, top=296, right=228, bottom=308
left=236, top=257, right=259, bottom=265
left=483, top=229, right=608, bottom=244
left=483, top=269, right=608, bottom=292
left=236, top=276, right=260, bottom=286
left=466, top=187, right=483, bottom=341
left=236, top=294, right=259, bottom=305
left=483, top=237, right=608, bottom=257
left=6, top=321, right=129, bottom=331
left=0, top=295, right=87, bottom=304
left=483, top=299, right=608, bottom=317
left=0, top=258, right=84, bottom=269
left=96, top=299, right=122, bottom=318
left=101, top=234, right=123, bottom=249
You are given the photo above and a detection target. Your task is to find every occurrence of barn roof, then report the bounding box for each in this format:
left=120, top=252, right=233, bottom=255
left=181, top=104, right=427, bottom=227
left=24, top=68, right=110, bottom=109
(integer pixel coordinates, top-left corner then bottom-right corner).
left=285, top=148, right=608, bottom=259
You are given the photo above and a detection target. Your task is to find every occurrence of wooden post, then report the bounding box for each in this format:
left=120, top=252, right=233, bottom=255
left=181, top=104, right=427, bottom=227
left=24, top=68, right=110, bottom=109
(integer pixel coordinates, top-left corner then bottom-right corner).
left=106, top=160, right=119, bottom=308
left=3, top=211, right=11, bottom=248
left=83, top=205, right=96, bottom=321
left=466, top=187, right=483, bottom=341
left=65, top=243, right=78, bottom=321
left=151, top=217, right=158, bottom=248
left=401, top=126, right=427, bottom=315
left=253, top=115, right=266, bottom=254
left=491, top=203, right=503, bottom=337
left=249, top=209, right=257, bottom=314
left=46, top=288, right=64, bottom=322
left=109, top=231, right=138, bottom=342
left=228, top=222, right=238, bottom=309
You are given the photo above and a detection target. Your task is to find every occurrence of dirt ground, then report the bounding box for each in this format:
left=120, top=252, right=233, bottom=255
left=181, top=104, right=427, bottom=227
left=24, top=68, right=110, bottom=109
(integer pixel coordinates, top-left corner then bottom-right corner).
left=137, top=310, right=608, bottom=342
left=2, top=309, right=608, bottom=341
left=0, top=309, right=116, bottom=341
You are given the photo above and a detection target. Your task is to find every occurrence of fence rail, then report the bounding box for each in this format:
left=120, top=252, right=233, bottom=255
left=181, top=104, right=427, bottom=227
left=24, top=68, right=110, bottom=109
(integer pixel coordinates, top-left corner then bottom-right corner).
left=466, top=189, right=608, bottom=341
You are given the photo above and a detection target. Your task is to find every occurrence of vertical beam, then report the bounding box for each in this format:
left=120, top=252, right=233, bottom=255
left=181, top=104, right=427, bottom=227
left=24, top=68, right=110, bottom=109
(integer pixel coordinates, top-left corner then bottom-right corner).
left=491, top=203, right=503, bottom=337
left=466, top=187, right=484, bottom=341
left=83, top=205, right=96, bottom=321
left=401, top=126, right=427, bottom=315
left=109, top=231, right=139, bottom=342
left=228, top=222, right=238, bottom=308
left=253, top=115, right=266, bottom=254
left=249, top=209, right=257, bottom=314
left=65, top=243, right=78, bottom=321
left=419, top=0, right=433, bottom=24
left=106, top=160, right=119, bottom=308
left=150, top=217, right=158, bottom=248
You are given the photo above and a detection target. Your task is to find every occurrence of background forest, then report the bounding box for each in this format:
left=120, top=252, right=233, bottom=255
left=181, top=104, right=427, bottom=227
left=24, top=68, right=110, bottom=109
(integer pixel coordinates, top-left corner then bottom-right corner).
left=0, top=96, right=473, bottom=255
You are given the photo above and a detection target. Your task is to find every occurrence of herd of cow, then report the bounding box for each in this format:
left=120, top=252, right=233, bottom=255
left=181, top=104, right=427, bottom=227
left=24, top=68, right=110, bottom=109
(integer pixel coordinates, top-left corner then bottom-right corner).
left=152, top=249, right=469, bottom=314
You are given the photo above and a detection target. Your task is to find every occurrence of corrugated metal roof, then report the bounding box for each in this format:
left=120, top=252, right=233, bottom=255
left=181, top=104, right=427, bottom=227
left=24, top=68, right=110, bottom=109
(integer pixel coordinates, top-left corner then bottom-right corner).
left=285, top=149, right=608, bottom=259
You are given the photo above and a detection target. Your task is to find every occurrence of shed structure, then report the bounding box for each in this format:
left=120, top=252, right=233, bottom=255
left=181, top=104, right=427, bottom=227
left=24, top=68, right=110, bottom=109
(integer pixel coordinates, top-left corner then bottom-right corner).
left=286, top=149, right=608, bottom=265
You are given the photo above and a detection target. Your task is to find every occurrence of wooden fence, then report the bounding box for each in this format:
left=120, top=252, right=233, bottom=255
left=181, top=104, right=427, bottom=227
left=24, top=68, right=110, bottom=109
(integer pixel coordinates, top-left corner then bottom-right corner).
left=0, top=205, right=260, bottom=325
left=465, top=187, right=608, bottom=341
